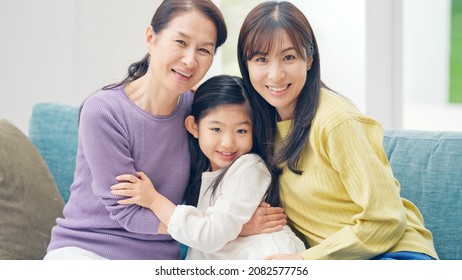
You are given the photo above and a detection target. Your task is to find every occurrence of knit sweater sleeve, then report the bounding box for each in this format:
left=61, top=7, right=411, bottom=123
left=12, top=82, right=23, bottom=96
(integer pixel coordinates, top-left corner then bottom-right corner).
left=79, top=96, right=161, bottom=234
left=301, top=117, right=407, bottom=260
left=167, top=154, right=271, bottom=253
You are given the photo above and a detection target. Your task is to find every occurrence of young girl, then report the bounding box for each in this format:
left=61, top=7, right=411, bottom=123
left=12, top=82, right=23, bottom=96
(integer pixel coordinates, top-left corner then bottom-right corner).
left=111, top=74, right=305, bottom=259
left=237, top=1, right=438, bottom=260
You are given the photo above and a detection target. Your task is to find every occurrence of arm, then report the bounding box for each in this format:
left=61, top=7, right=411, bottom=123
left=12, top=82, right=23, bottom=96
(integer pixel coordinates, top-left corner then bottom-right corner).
left=112, top=177, right=290, bottom=236
left=302, top=118, right=406, bottom=260
left=113, top=155, right=283, bottom=253
left=169, top=154, right=272, bottom=253
left=111, top=171, right=174, bottom=232
left=79, top=97, right=162, bottom=234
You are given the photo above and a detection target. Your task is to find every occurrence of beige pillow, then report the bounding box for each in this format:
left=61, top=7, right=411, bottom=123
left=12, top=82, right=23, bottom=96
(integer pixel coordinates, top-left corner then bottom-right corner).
left=0, top=119, right=64, bottom=259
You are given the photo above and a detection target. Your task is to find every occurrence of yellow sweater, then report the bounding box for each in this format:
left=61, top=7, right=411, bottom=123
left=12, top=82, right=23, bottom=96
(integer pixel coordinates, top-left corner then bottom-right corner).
left=277, top=88, right=438, bottom=260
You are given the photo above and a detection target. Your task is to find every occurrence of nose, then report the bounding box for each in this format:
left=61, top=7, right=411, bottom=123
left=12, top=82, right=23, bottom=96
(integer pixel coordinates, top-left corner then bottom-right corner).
left=267, top=62, right=285, bottom=82
left=220, top=132, right=235, bottom=149
left=181, top=49, right=198, bottom=68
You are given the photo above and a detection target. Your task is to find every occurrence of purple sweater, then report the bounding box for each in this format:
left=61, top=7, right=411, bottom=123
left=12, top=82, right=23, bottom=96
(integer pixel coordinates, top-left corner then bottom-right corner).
left=47, top=86, right=192, bottom=259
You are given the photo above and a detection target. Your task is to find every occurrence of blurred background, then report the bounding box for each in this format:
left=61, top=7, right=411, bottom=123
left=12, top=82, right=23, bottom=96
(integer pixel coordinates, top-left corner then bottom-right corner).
left=1, top=0, right=461, bottom=134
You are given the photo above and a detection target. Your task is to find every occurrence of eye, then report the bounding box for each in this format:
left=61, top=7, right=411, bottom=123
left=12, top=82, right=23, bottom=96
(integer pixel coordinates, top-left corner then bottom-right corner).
left=236, top=129, right=248, bottom=134
left=283, top=54, right=296, bottom=61
left=198, top=47, right=212, bottom=55
left=254, top=56, right=268, bottom=63
left=176, top=40, right=187, bottom=46
left=250, top=53, right=268, bottom=63
left=210, top=127, right=221, bottom=133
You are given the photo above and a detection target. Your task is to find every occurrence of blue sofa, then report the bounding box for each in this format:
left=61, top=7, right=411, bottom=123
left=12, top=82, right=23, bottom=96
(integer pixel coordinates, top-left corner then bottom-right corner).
left=2, top=102, right=460, bottom=259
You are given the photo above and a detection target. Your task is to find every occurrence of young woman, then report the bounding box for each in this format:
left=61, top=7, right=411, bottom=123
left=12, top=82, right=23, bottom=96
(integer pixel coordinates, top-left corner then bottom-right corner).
left=44, top=0, right=228, bottom=260
left=111, top=75, right=305, bottom=259
left=237, top=1, right=438, bottom=260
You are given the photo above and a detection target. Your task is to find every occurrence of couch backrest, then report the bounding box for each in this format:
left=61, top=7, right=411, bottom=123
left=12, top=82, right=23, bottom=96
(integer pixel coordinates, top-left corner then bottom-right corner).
left=383, top=128, right=462, bottom=260
left=29, top=103, right=79, bottom=203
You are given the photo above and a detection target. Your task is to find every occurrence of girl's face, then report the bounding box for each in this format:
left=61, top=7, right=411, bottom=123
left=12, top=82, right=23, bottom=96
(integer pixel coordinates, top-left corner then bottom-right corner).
left=246, top=31, right=313, bottom=121
left=147, top=10, right=217, bottom=96
left=186, top=104, right=253, bottom=171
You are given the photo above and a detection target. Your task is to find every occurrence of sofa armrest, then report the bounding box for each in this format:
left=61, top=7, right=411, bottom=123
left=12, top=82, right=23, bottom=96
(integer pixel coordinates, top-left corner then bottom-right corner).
left=383, top=128, right=462, bottom=260
left=28, top=103, right=79, bottom=202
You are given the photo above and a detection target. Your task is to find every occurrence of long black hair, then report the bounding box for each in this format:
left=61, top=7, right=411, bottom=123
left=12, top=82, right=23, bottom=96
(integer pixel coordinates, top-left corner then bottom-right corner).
left=237, top=1, right=321, bottom=175
left=183, top=74, right=280, bottom=207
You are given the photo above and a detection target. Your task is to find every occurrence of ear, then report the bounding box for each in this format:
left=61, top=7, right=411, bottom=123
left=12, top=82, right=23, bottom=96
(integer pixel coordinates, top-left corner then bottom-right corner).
left=306, top=56, right=314, bottom=71
left=184, top=115, right=199, bottom=138
left=146, top=26, right=155, bottom=53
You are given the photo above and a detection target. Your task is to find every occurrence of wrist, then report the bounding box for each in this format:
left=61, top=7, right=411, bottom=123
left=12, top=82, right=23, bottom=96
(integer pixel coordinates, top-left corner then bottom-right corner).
left=149, top=191, right=161, bottom=211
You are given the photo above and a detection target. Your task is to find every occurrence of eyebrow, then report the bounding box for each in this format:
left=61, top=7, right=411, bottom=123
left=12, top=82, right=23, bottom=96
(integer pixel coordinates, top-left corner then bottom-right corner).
left=207, top=120, right=252, bottom=126
left=281, top=47, right=296, bottom=53
left=253, top=47, right=296, bottom=56
left=177, top=31, right=216, bottom=48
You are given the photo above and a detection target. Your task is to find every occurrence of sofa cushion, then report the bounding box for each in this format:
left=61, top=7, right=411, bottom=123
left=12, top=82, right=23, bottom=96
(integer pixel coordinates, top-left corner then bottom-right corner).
left=29, top=103, right=79, bottom=202
left=383, top=128, right=462, bottom=260
left=0, top=119, right=64, bottom=259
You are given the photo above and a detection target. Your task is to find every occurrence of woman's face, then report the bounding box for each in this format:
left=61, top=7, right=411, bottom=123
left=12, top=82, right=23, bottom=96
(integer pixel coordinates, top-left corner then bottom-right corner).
left=147, top=10, right=217, bottom=95
left=246, top=31, right=312, bottom=121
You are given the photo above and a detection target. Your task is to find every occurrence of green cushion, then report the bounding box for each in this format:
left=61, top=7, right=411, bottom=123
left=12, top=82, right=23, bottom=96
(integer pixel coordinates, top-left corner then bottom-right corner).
left=384, top=128, right=462, bottom=260
left=0, top=119, right=64, bottom=259
left=29, top=103, right=79, bottom=202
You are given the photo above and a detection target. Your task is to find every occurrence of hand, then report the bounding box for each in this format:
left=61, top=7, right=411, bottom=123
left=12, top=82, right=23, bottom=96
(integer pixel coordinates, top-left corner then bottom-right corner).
left=158, top=222, right=169, bottom=234
left=264, top=253, right=303, bottom=260
left=240, top=202, right=287, bottom=237
left=111, top=171, right=157, bottom=208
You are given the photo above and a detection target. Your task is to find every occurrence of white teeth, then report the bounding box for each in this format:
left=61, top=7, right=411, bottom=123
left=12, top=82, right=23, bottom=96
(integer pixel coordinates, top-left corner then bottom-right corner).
left=173, top=69, right=192, bottom=78
left=268, top=85, right=288, bottom=92
left=220, top=152, right=233, bottom=156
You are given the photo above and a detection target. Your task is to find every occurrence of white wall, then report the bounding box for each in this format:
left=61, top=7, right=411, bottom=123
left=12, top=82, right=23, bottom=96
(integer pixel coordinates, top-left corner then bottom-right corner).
left=294, top=0, right=367, bottom=111
left=402, top=0, right=462, bottom=131
left=0, top=0, right=162, bottom=134
left=1, top=0, right=458, bottom=134
left=295, top=0, right=458, bottom=131
left=403, top=0, right=451, bottom=105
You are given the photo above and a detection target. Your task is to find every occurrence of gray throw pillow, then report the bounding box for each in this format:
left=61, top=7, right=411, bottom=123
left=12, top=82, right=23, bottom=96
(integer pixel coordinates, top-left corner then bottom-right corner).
left=0, top=119, right=64, bottom=259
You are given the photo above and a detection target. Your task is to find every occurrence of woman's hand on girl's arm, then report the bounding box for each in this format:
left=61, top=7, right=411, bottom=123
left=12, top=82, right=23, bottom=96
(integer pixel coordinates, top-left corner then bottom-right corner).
left=111, top=171, right=176, bottom=226
left=239, top=202, right=287, bottom=236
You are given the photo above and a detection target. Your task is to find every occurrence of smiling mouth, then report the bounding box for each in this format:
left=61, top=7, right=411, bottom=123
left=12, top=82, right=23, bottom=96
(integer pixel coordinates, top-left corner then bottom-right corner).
left=172, top=69, right=192, bottom=78
left=218, top=151, right=235, bottom=156
left=267, top=84, right=289, bottom=92
left=216, top=151, right=238, bottom=161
